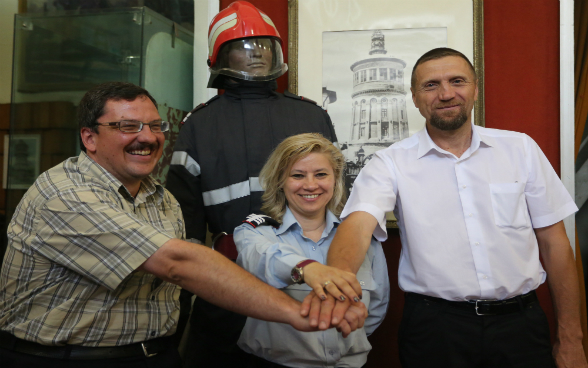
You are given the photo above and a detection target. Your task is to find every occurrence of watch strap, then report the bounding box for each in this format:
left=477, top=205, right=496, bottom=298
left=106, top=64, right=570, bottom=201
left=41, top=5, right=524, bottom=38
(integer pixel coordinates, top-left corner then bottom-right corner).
left=291, top=259, right=318, bottom=284
left=296, top=259, right=317, bottom=269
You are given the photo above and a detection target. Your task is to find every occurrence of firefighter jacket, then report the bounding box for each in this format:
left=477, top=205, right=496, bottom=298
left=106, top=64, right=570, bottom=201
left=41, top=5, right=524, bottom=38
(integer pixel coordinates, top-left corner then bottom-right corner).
left=166, top=79, right=338, bottom=243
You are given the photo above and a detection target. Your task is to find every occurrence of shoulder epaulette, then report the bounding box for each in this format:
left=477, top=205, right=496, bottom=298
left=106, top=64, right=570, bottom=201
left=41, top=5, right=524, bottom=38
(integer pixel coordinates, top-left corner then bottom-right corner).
left=181, top=95, right=221, bottom=124
left=283, top=90, right=319, bottom=106
left=243, top=213, right=280, bottom=228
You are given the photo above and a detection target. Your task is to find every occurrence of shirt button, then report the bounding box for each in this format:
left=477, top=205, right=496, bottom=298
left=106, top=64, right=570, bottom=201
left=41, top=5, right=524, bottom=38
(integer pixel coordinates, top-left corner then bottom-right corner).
left=482, top=275, right=488, bottom=279
left=329, top=350, right=334, bottom=355
left=462, top=185, right=466, bottom=189
left=151, top=331, right=156, bottom=336
left=468, top=213, right=473, bottom=217
left=360, top=281, right=365, bottom=286
left=312, top=246, right=316, bottom=251
left=475, top=242, right=480, bottom=246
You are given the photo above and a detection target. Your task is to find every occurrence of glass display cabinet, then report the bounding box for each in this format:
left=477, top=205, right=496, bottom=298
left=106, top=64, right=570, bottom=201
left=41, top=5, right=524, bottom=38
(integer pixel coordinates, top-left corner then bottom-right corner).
left=4, top=7, right=194, bottom=254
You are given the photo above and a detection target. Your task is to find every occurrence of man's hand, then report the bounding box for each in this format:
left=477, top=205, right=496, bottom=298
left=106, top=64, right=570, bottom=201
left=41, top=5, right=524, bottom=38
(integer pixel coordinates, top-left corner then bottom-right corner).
left=303, top=262, right=363, bottom=302
left=300, top=291, right=367, bottom=337
left=553, top=339, right=588, bottom=368
left=283, top=304, right=320, bottom=333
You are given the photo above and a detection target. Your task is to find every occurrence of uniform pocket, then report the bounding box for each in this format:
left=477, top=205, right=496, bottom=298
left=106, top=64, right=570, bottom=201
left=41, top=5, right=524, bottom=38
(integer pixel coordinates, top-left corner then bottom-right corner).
left=356, top=269, right=377, bottom=309
left=489, top=182, right=530, bottom=228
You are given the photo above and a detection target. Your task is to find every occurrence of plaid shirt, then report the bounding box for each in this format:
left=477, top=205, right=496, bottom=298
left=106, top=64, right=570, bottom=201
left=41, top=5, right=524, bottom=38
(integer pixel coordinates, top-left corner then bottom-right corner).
left=0, top=152, right=185, bottom=347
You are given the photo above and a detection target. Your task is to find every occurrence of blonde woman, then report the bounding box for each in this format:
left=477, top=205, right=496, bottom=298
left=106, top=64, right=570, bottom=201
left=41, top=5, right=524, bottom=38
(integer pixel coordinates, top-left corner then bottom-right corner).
left=234, top=133, right=389, bottom=368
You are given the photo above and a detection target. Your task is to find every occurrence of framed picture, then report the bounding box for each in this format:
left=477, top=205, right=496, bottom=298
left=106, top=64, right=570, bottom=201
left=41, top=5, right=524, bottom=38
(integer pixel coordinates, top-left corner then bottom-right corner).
left=3, top=134, right=41, bottom=189
left=288, top=0, right=485, bottom=227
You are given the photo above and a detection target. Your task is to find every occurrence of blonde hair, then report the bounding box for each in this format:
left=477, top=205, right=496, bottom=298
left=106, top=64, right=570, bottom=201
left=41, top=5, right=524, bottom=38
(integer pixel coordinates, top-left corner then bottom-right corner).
left=260, top=133, right=346, bottom=222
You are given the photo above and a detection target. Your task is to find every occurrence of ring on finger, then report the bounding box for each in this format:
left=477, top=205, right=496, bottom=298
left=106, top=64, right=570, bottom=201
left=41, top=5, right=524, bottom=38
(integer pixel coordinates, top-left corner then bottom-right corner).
left=323, top=280, right=332, bottom=288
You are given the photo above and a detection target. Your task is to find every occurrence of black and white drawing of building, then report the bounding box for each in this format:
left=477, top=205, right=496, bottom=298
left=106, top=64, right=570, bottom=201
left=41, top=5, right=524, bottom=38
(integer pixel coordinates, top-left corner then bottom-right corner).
left=345, top=30, right=410, bottom=185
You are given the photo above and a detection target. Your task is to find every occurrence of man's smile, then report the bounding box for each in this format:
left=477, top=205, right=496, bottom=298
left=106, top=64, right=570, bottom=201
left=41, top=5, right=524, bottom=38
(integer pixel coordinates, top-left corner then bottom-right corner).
left=436, top=103, right=462, bottom=111
left=128, top=149, right=152, bottom=156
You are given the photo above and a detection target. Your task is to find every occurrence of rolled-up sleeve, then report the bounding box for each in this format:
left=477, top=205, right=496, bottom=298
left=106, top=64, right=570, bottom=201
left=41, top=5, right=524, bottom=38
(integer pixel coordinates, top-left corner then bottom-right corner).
left=364, top=239, right=390, bottom=335
left=234, top=224, right=308, bottom=288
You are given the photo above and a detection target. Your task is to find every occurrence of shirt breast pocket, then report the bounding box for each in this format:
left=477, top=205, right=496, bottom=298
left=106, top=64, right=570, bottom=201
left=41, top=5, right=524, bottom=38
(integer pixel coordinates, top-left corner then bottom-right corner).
left=356, top=269, right=377, bottom=307
left=489, top=182, right=530, bottom=229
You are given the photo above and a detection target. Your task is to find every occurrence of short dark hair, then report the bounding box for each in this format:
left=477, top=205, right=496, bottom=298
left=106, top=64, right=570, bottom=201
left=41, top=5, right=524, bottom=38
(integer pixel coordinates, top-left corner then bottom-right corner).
left=410, top=47, right=476, bottom=90
left=77, top=82, right=157, bottom=152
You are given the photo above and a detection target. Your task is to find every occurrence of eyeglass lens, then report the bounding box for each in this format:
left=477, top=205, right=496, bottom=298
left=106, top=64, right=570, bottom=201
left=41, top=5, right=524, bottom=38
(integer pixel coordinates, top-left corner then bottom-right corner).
left=119, top=120, right=169, bottom=133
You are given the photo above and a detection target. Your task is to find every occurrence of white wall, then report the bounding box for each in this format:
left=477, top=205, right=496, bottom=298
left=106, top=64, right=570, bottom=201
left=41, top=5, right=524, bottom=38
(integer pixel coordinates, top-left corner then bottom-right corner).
left=193, top=0, right=219, bottom=105
left=0, top=0, right=18, bottom=104
left=560, top=0, right=575, bottom=254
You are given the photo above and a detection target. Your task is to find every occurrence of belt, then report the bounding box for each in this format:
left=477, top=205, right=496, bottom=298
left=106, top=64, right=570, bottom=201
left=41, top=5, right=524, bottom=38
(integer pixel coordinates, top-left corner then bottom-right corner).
left=212, top=232, right=238, bottom=260
left=0, top=330, right=173, bottom=360
left=407, top=290, right=539, bottom=316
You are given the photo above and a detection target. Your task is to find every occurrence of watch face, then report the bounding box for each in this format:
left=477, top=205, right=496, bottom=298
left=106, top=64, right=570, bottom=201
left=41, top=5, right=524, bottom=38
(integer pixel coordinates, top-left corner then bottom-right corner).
left=291, top=268, right=302, bottom=283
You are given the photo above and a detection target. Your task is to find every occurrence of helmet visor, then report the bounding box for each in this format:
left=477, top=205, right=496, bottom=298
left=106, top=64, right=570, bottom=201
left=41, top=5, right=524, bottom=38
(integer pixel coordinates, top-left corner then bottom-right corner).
left=212, top=38, right=288, bottom=81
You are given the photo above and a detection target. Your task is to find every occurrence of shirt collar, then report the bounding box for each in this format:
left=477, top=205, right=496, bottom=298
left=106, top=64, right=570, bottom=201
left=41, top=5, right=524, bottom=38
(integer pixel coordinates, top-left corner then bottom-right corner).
left=276, top=207, right=341, bottom=237
left=77, top=151, right=164, bottom=204
left=416, top=121, right=493, bottom=160
left=134, top=177, right=165, bottom=205
left=476, top=126, right=495, bottom=148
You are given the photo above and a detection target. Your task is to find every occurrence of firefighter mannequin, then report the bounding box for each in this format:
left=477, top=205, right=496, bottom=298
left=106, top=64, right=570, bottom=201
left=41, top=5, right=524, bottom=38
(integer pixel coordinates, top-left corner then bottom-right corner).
left=166, top=2, right=337, bottom=366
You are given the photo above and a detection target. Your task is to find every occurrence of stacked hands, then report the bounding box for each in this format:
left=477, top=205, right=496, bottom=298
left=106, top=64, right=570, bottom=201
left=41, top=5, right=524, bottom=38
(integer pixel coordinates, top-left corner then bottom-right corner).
left=297, top=263, right=367, bottom=338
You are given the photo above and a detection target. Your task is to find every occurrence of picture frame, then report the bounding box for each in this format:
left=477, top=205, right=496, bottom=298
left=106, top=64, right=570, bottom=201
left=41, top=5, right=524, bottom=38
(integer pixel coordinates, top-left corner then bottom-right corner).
left=288, top=0, right=485, bottom=228
left=3, top=134, right=41, bottom=190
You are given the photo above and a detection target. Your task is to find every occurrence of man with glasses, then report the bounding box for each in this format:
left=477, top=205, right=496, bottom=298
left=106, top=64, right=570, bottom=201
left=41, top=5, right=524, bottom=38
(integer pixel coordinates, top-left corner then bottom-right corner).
left=0, top=82, right=362, bottom=368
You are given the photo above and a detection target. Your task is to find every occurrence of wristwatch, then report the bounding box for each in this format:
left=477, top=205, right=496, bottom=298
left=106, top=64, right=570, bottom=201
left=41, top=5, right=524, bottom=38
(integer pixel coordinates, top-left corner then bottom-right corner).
left=291, top=259, right=317, bottom=284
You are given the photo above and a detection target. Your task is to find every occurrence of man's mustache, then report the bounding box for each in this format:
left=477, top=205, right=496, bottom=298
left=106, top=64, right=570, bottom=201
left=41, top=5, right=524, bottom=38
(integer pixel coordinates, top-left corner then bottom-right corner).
left=126, top=143, right=159, bottom=151
left=434, top=103, right=463, bottom=109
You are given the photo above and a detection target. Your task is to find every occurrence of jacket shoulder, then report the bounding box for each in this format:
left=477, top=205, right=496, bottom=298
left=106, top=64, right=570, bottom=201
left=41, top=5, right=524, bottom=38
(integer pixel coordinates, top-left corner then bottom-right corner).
left=242, top=213, right=280, bottom=228
left=283, top=90, right=320, bottom=107
left=181, top=95, right=221, bottom=124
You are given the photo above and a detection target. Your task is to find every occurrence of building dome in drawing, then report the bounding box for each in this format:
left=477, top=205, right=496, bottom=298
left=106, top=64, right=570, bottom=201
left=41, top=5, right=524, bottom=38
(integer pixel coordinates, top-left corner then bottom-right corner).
left=348, top=30, right=409, bottom=155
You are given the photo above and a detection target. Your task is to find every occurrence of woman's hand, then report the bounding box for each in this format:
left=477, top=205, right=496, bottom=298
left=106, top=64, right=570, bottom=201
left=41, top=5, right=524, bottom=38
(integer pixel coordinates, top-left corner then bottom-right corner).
left=302, top=262, right=363, bottom=303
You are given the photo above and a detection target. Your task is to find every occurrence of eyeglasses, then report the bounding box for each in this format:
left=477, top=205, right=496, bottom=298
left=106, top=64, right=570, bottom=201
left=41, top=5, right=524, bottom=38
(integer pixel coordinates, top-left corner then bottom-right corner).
left=95, top=119, right=170, bottom=133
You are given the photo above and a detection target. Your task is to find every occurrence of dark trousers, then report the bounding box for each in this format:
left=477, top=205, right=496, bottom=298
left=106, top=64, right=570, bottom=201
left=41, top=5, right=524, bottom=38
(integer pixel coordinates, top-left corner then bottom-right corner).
left=182, top=297, right=250, bottom=368
left=246, top=354, right=291, bottom=368
left=399, top=293, right=556, bottom=368
left=245, top=351, right=366, bottom=368
left=0, top=344, right=182, bottom=368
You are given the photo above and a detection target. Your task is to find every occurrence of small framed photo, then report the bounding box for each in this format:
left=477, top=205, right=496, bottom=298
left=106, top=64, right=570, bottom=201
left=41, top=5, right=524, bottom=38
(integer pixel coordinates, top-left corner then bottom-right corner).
left=3, top=134, right=41, bottom=189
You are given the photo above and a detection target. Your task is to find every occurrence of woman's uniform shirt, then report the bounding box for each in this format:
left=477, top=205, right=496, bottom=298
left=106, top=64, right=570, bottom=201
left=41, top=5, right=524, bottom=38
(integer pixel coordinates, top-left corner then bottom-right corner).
left=234, top=208, right=390, bottom=368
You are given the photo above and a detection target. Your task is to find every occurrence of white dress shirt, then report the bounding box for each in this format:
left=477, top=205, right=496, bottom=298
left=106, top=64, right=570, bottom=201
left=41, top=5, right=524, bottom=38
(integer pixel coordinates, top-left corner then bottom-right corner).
left=342, top=123, right=577, bottom=301
left=234, top=208, right=390, bottom=368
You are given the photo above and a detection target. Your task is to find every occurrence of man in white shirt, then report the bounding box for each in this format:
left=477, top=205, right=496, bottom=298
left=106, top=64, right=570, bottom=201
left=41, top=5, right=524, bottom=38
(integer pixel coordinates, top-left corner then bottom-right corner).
left=313, top=48, right=588, bottom=367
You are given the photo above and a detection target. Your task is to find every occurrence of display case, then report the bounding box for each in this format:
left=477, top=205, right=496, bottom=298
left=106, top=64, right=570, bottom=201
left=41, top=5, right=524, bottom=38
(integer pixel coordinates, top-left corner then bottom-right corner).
left=4, top=7, right=194, bottom=252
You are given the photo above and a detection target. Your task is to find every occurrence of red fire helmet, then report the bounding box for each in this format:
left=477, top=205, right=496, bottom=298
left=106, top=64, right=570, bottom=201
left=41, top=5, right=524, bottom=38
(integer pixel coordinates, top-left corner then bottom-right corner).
left=207, top=1, right=287, bottom=82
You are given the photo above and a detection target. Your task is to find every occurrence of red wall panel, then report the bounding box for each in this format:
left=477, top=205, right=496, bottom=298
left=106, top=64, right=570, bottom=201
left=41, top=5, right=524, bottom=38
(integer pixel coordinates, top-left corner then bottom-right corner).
left=484, top=0, right=561, bottom=342
left=484, top=0, right=561, bottom=174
